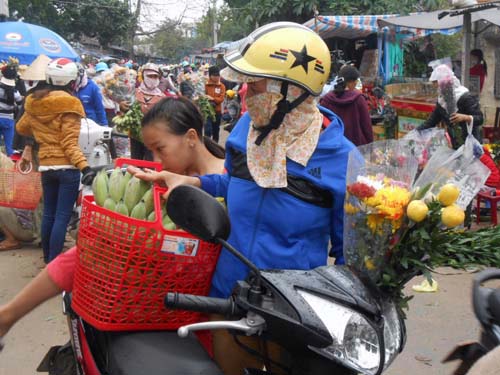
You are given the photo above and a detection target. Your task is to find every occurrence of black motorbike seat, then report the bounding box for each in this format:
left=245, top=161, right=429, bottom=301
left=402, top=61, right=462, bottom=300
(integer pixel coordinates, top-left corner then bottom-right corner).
left=488, top=289, right=500, bottom=326
left=106, top=330, right=223, bottom=375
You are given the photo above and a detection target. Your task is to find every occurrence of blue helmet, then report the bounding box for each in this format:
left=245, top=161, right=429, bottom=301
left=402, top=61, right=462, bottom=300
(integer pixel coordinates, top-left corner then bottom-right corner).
left=95, top=62, right=109, bottom=72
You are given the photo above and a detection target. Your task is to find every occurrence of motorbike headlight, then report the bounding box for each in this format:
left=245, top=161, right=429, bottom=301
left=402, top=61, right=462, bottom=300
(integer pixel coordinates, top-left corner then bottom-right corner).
left=298, top=290, right=402, bottom=375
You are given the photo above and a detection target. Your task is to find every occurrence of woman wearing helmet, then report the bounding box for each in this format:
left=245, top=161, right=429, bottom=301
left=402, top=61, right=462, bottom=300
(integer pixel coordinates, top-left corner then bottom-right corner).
left=16, top=58, right=93, bottom=263
left=131, top=22, right=354, bottom=374
left=75, top=63, right=108, bottom=126
left=120, top=62, right=165, bottom=160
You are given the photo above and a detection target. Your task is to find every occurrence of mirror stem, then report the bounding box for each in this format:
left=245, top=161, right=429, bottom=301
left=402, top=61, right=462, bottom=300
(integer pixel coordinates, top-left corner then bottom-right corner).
left=216, top=238, right=262, bottom=289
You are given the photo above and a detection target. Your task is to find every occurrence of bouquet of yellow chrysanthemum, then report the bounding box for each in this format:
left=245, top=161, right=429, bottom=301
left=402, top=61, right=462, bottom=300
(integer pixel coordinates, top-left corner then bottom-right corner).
left=95, top=65, right=137, bottom=104
left=343, top=140, right=418, bottom=283
left=344, top=140, right=491, bottom=308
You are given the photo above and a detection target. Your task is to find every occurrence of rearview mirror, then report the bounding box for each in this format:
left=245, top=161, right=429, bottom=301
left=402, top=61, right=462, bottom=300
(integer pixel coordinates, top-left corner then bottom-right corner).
left=166, top=185, right=230, bottom=243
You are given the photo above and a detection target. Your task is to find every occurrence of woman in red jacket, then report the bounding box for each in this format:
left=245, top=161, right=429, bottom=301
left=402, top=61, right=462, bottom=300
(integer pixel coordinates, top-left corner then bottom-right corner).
left=470, top=49, right=487, bottom=93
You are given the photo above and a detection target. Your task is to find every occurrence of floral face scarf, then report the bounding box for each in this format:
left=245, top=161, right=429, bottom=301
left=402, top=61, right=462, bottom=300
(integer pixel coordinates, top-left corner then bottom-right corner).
left=246, top=79, right=323, bottom=188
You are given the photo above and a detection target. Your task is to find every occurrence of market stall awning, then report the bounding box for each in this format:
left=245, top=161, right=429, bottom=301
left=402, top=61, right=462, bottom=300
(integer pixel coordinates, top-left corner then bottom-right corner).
left=304, top=15, right=398, bottom=39
left=377, top=7, right=500, bottom=36
left=0, top=22, right=78, bottom=64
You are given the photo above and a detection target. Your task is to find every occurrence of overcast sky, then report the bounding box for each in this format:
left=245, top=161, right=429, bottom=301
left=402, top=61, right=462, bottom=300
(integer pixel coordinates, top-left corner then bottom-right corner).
left=137, top=0, right=225, bottom=31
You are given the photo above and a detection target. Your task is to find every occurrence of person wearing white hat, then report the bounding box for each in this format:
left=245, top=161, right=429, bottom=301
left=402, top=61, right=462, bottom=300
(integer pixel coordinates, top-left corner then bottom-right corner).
left=13, top=55, right=52, bottom=165
left=16, top=58, right=93, bottom=263
left=19, top=54, right=51, bottom=93
left=0, top=65, right=23, bottom=156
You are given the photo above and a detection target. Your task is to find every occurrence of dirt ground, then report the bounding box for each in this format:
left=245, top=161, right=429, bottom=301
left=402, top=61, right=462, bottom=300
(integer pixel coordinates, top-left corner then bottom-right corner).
left=0, top=246, right=67, bottom=375
left=0, top=241, right=488, bottom=375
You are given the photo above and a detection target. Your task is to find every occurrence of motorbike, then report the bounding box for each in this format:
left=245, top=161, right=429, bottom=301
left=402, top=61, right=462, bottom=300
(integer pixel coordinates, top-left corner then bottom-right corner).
left=78, top=119, right=113, bottom=167
left=38, top=185, right=406, bottom=375
left=443, top=269, right=500, bottom=374
left=68, top=119, right=115, bottom=238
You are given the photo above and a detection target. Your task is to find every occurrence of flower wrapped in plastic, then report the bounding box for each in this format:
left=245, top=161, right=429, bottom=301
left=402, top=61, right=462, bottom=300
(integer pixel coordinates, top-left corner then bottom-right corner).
left=97, top=66, right=137, bottom=104
left=431, top=64, right=458, bottom=115
left=402, top=128, right=451, bottom=170
left=344, top=140, right=491, bottom=307
left=343, top=140, right=419, bottom=283
left=438, top=75, right=457, bottom=115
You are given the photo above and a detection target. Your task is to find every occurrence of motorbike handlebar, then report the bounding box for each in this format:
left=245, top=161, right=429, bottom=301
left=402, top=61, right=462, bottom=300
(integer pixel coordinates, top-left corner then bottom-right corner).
left=473, top=269, right=500, bottom=327
left=165, top=292, right=243, bottom=317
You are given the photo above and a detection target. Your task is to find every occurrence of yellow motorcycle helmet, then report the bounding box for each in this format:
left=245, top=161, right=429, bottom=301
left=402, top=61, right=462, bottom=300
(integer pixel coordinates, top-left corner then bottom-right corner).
left=226, top=89, right=236, bottom=98
left=223, top=22, right=330, bottom=96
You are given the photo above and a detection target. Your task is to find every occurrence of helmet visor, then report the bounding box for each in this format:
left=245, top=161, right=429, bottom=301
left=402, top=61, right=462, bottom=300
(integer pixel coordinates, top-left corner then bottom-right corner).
left=220, top=67, right=264, bottom=84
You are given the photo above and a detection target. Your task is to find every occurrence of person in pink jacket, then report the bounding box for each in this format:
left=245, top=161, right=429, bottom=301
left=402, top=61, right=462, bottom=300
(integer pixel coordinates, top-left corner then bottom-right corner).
left=0, top=96, right=225, bottom=350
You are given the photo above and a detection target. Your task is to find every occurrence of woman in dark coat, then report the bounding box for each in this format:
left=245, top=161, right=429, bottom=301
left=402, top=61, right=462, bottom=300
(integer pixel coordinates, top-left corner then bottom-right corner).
left=418, top=64, right=483, bottom=150
left=320, top=65, right=373, bottom=146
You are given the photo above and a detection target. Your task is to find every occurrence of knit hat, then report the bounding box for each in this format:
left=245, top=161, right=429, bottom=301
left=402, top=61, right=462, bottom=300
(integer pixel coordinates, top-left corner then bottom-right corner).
left=1, top=65, right=17, bottom=86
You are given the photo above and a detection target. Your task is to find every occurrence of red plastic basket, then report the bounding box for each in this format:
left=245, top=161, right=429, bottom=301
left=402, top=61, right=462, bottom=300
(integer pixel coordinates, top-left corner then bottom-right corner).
left=0, top=161, right=42, bottom=210
left=71, top=158, right=222, bottom=331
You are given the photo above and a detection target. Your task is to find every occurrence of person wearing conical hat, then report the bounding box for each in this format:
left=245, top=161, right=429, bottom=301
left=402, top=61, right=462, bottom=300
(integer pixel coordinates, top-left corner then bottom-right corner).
left=19, top=54, right=51, bottom=92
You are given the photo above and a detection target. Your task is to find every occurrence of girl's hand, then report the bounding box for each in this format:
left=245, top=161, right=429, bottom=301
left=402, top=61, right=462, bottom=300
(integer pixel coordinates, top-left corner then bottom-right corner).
left=127, top=166, right=165, bottom=184
left=450, top=113, right=473, bottom=124
left=126, top=166, right=200, bottom=198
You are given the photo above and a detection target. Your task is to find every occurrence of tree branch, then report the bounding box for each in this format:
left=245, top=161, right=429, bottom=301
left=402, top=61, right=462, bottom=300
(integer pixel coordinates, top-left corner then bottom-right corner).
left=135, top=3, right=187, bottom=36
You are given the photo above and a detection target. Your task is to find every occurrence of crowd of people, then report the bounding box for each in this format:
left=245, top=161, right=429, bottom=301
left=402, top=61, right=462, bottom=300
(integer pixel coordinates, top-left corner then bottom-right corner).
left=0, top=55, right=247, bottom=254
left=0, top=19, right=497, bottom=374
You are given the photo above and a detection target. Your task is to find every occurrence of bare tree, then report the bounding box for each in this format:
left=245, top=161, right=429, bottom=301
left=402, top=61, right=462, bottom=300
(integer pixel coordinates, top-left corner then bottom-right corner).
left=127, top=0, right=191, bottom=57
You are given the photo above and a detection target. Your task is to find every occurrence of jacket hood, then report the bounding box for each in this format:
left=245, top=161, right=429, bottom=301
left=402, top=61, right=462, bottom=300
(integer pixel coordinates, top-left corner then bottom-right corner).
left=25, top=90, right=85, bottom=123
left=321, top=90, right=363, bottom=107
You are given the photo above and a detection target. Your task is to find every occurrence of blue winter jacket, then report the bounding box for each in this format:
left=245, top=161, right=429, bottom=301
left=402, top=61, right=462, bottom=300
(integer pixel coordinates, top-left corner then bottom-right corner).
left=76, top=79, right=108, bottom=126
left=200, top=106, right=355, bottom=298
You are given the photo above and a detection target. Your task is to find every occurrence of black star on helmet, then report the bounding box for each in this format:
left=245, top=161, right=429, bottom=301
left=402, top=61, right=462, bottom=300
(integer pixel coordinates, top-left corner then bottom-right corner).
left=289, top=45, right=316, bottom=73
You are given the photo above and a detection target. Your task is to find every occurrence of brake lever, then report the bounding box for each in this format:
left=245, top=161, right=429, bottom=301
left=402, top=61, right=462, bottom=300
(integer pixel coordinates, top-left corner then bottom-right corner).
left=177, top=314, right=266, bottom=338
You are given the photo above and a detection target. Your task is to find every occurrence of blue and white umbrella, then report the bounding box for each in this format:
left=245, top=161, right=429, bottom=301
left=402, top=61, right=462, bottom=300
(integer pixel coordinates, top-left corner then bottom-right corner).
left=0, top=22, right=79, bottom=65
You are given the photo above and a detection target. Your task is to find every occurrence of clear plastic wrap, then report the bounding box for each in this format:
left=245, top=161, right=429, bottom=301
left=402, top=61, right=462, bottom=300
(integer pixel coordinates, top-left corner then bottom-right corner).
left=403, top=128, right=451, bottom=170
left=461, top=120, right=484, bottom=160
left=344, top=137, right=490, bottom=285
left=97, top=66, right=137, bottom=104
left=343, top=140, right=419, bottom=282
left=414, top=145, right=490, bottom=210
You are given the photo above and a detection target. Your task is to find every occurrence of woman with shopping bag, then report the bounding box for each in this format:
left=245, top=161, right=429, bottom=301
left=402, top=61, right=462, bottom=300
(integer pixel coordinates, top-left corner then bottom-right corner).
left=16, top=58, right=94, bottom=263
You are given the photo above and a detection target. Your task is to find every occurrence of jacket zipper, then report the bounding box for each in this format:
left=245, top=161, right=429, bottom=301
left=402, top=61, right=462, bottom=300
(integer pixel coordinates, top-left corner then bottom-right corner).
left=247, top=189, right=267, bottom=263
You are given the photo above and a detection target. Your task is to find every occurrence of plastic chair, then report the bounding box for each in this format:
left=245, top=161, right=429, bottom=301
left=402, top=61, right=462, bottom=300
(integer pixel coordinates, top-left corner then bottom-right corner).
left=476, top=191, right=500, bottom=226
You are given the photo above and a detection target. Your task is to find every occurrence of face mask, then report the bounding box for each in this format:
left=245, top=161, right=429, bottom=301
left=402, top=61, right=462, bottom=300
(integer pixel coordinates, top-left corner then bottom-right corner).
left=471, top=57, right=479, bottom=66
left=246, top=91, right=283, bottom=127
left=245, top=80, right=283, bottom=127
left=144, top=76, right=159, bottom=89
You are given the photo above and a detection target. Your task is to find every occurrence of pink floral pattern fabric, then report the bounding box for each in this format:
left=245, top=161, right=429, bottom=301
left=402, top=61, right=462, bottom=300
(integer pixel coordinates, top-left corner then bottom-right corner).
left=246, top=80, right=323, bottom=188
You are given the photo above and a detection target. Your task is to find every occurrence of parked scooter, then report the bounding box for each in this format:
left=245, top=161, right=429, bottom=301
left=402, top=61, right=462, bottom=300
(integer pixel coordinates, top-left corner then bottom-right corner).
left=78, top=118, right=112, bottom=167
left=443, top=269, right=500, bottom=374
left=39, top=185, right=406, bottom=375
left=68, top=119, right=114, bottom=238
